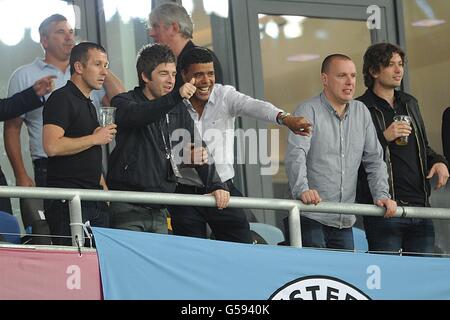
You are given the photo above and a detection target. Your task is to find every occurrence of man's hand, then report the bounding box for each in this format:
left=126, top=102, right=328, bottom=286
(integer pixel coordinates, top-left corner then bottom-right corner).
left=191, top=145, right=208, bottom=165
left=283, top=115, right=312, bottom=136
left=16, top=174, right=35, bottom=187
left=179, top=78, right=196, bottom=100
left=300, top=189, right=321, bottom=205
left=383, top=121, right=411, bottom=142
left=32, top=75, right=56, bottom=97
left=182, top=143, right=208, bottom=166
left=426, top=162, right=449, bottom=190
left=208, top=189, right=230, bottom=210
left=92, top=124, right=117, bottom=145
left=375, top=198, right=397, bottom=218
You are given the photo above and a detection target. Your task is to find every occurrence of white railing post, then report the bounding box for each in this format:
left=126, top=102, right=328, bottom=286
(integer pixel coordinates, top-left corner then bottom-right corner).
left=69, top=194, right=84, bottom=247
left=288, top=205, right=302, bottom=248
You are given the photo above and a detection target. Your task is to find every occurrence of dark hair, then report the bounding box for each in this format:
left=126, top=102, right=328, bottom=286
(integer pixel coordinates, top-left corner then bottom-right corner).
left=136, top=44, right=176, bottom=88
left=39, top=14, right=68, bottom=38
left=363, top=42, right=406, bottom=88
left=321, top=54, right=352, bottom=73
left=70, top=42, right=106, bottom=75
left=179, top=47, right=214, bottom=72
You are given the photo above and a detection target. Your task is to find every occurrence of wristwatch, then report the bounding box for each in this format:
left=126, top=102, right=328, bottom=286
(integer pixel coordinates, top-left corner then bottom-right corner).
left=276, top=112, right=290, bottom=125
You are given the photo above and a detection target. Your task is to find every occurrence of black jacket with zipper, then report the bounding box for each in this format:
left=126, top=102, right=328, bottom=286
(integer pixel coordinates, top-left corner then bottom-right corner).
left=107, top=87, right=227, bottom=198
left=356, top=89, right=448, bottom=207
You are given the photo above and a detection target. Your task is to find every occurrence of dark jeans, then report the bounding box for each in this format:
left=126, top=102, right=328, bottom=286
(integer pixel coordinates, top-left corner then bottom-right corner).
left=169, top=181, right=253, bottom=244
left=110, top=202, right=168, bottom=234
left=364, top=203, right=435, bottom=256
left=0, top=169, right=12, bottom=214
left=300, top=216, right=354, bottom=251
left=33, top=158, right=47, bottom=187
left=45, top=200, right=110, bottom=246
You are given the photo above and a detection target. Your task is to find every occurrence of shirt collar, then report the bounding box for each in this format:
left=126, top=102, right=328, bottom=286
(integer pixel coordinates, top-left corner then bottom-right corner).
left=320, top=91, right=350, bottom=118
left=207, top=84, right=217, bottom=105
left=66, top=80, right=92, bottom=102
left=186, top=84, right=217, bottom=114
left=368, top=88, right=401, bottom=111
left=34, top=57, right=70, bottom=73
left=179, top=40, right=195, bottom=58
left=135, top=86, right=149, bottom=101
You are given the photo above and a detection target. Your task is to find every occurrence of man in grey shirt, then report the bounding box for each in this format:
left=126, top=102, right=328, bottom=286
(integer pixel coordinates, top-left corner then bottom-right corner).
left=285, top=54, right=397, bottom=250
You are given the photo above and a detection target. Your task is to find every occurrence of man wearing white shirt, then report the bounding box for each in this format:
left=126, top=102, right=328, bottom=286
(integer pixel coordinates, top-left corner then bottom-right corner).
left=168, top=47, right=311, bottom=243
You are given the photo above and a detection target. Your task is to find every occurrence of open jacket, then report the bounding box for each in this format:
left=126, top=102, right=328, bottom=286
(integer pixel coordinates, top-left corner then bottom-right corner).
left=107, top=87, right=227, bottom=199
left=356, top=89, right=448, bottom=207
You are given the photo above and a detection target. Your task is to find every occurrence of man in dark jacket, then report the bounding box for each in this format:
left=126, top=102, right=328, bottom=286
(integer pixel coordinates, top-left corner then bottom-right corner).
left=107, top=44, right=227, bottom=234
left=356, top=42, right=449, bottom=255
left=0, top=75, right=55, bottom=213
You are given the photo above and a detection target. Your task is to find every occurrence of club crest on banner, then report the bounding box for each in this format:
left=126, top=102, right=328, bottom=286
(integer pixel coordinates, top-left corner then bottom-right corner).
left=270, top=275, right=371, bottom=300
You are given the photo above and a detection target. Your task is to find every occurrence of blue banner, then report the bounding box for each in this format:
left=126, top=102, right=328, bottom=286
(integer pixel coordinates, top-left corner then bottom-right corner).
left=93, top=227, right=450, bottom=300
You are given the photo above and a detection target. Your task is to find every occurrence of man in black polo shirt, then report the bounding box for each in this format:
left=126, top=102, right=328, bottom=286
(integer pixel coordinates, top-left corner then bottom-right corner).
left=356, top=42, right=449, bottom=255
left=43, top=42, right=117, bottom=246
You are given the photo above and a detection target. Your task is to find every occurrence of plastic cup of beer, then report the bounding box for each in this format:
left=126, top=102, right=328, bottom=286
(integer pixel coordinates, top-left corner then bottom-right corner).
left=393, top=115, right=411, bottom=146
left=99, top=107, right=116, bottom=127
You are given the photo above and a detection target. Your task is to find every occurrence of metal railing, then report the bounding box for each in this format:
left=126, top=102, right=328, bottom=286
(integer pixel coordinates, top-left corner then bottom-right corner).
left=2, top=185, right=450, bottom=248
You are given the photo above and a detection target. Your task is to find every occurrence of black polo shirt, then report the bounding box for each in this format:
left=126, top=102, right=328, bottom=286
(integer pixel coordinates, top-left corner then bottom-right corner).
left=43, top=80, right=102, bottom=189
left=371, top=90, right=426, bottom=204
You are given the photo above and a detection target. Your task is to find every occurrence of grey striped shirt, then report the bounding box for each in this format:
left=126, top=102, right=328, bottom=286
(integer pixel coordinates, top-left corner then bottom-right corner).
left=285, top=93, right=390, bottom=228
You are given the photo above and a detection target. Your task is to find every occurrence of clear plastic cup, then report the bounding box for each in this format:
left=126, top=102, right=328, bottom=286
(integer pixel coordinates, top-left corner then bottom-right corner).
left=99, top=107, right=116, bottom=127
left=393, top=115, right=411, bottom=146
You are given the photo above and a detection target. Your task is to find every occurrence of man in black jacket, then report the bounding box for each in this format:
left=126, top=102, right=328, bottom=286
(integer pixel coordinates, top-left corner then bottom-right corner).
left=356, top=42, right=449, bottom=255
left=0, top=75, right=55, bottom=213
left=107, top=44, right=228, bottom=234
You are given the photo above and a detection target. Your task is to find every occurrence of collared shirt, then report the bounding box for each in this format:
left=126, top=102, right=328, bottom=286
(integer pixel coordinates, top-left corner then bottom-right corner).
left=368, top=90, right=425, bottom=204
left=185, top=84, right=282, bottom=182
left=43, top=81, right=102, bottom=189
left=7, top=58, right=104, bottom=160
left=285, top=93, right=390, bottom=228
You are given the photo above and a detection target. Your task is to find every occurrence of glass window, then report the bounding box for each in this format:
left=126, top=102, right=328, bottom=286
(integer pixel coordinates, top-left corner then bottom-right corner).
left=259, top=15, right=371, bottom=202
left=403, top=0, right=450, bottom=255
left=0, top=0, right=78, bottom=220
left=181, top=0, right=228, bottom=50
left=402, top=0, right=450, bottom=156
left=100, top=0, right=152, bottom=90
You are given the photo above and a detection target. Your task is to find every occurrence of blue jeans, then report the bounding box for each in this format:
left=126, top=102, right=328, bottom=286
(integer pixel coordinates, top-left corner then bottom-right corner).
left=364, top=216, right=435, bottom=256
left=301, top=216, right=354, bottom=250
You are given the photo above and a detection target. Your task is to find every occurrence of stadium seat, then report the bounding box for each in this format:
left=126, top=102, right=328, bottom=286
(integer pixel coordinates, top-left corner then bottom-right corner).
left=20, top=199, right=51, bottom=245
left=0, top=211, right=21, bottom=244
left=250, top=222, right=285, bottom=245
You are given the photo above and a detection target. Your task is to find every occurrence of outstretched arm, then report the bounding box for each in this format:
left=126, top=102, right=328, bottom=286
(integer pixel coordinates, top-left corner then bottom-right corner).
left=0, top=75, right=55, bottom=121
